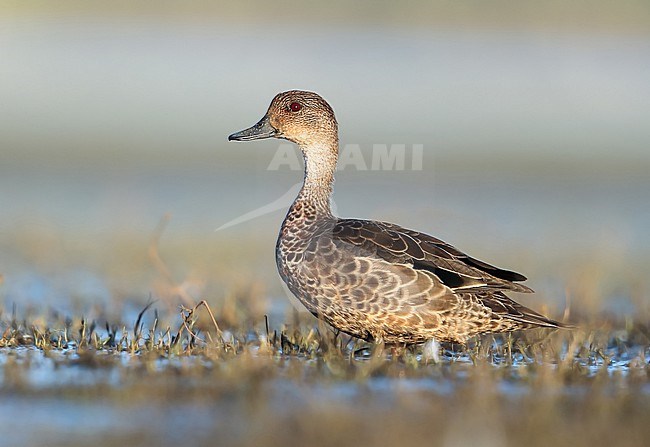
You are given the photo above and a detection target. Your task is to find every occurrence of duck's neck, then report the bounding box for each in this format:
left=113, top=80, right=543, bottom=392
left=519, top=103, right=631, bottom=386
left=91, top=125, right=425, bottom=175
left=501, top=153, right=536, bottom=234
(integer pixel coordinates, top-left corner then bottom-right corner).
left=294, top=140, right=338, bottom=217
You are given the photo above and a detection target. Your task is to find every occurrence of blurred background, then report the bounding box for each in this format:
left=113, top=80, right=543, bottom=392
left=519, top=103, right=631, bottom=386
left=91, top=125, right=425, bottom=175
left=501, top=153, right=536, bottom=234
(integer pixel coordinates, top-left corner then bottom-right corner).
left=1, top=0, right=649, bottom=323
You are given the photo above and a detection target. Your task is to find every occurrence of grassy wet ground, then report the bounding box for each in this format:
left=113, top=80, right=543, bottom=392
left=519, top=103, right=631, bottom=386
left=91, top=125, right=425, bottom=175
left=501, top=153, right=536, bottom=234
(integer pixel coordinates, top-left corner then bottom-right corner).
left=1, top=297, right=649, bottom=447
left=0, top=211, right=649, bottom=446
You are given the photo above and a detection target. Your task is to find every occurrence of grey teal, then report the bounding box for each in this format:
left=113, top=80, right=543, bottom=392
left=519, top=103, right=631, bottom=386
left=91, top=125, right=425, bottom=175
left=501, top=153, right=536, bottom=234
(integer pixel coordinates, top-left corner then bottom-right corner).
left=229, top=90, right=569, bottom=346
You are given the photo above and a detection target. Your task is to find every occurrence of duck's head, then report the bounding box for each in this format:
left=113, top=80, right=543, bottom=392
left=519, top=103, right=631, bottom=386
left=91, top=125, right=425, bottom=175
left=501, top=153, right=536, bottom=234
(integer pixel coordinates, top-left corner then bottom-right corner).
left=228, top=90, right=338, bottom=148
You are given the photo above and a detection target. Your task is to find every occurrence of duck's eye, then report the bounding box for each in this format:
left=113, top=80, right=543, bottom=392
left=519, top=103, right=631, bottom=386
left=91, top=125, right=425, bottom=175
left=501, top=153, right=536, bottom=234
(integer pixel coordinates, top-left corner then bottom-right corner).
left=289, top=102, right=302, bottom=112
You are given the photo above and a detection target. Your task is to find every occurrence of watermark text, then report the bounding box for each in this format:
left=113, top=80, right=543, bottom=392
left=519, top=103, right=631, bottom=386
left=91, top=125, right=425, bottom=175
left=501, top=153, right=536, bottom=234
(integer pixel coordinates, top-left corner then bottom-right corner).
left=267, top=143, right=424, bottom=171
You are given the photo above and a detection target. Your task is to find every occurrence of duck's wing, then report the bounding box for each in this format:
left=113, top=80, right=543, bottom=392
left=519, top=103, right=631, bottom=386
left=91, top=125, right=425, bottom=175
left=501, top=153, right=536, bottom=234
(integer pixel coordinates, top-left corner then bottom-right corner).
left=331, top=218, right=533, bottom=294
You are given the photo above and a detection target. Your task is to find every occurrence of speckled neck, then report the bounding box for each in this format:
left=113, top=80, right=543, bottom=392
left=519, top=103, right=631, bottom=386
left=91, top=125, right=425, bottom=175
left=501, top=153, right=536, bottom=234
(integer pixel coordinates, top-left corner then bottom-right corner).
left=293, top=137, right=338, bottom=218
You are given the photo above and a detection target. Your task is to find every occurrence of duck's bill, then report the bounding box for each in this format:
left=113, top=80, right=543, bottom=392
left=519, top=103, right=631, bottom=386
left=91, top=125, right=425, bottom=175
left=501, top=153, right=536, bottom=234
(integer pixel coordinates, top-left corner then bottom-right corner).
left=228, top=115, right=278, bottom=141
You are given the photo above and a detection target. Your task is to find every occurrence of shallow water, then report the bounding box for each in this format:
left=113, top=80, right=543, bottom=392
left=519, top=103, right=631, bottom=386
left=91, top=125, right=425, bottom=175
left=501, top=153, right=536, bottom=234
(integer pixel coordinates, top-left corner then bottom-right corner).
left=0, top=342, right=648, bottom=447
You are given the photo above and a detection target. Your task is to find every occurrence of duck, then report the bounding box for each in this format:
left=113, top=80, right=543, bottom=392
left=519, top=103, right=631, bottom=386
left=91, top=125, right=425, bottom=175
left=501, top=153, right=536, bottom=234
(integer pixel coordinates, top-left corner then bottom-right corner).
left=228, top=90, right=568, bottom=355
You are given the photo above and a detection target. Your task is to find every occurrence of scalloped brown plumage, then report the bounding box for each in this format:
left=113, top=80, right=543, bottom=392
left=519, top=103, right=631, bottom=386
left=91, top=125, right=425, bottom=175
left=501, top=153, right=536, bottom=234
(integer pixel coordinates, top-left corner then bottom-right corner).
left=229, top=90, right=571, bottom=347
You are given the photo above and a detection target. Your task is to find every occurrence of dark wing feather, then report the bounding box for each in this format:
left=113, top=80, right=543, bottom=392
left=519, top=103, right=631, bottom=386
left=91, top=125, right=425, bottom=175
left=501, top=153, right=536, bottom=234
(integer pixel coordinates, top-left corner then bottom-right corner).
left=332, top=218, right=533, bottom=294
left=477, top=291, right=569, bottom=328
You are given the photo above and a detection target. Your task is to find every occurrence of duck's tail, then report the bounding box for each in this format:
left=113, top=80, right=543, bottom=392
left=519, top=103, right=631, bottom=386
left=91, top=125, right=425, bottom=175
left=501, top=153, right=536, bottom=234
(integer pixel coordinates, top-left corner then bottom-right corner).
left=482, top=291, right=577, bottom=330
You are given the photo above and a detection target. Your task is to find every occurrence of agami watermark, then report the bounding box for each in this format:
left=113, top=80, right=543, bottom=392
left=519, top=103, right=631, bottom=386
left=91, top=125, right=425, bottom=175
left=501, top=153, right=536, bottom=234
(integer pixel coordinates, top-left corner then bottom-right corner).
left=268, top=143, right=424, bottom=171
